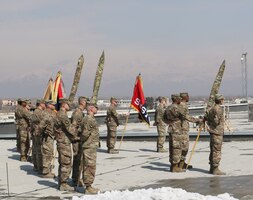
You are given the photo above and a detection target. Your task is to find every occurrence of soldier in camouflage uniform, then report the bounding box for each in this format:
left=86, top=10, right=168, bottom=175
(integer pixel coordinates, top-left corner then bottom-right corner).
left=71, top=96, right=88, bottom=186
left=15, top=98, right=22, bottom=152
left=17, top=99, right=32, bottom=161
left=38, top=100, right=56, bottom=177
left=80, top=103, right=100, bottom=194
left=155, top=96, right=168, bottom=153
left=178, top=92, right=193, bottom=169
left=164, top=94, right=201, bottom=173
left=206, top=94, right=226, bottom=175
left=106, top=97, right=127, bottom=154
left=30, top=99, right=46, bottom=172
left=55, top=98, right=78, bottom=191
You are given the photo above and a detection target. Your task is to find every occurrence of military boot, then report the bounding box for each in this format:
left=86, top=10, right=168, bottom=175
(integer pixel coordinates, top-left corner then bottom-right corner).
left=20, top=155, right=27, bottom=162
left=42, top=172, right=55, bottom=178
left=86, top=185, right=99, bottom=194
left=209, top=165, right=214, bottom=174
left=171, top=163, right=186, bottom=173
left=157, top=148, right=168, bottom=153
left=179, top=161, right=192, bottom=169
left=108, top=149, right=119, bottom=154
left=212, top=166, right=226, bottom=175
left=59, top=183, right=74, bottom=191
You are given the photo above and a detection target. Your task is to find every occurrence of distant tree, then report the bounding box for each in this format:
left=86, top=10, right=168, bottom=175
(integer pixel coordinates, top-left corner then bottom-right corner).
left=146, top=97, right=154, bottom=109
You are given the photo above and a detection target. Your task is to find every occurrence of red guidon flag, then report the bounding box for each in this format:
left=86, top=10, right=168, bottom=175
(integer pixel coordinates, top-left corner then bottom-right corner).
left=131, top=74, right=150, bottom=125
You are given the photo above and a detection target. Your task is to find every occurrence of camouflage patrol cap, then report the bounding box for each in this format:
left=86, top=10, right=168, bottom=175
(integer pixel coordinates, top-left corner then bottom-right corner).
left=110, top=97, right=117, bottom=102
left=171, top=94, right=180, bottom=101
left=78, top=96, right=89, bottom=102
left=180, top=92, right=189, bottom=98
left=158, top=96, right=166, bottom=102
left=59, top=98, right=71, bottom=106
left=215, top=94, right=224, bottom=101
left=88, top=102, right=98, bottom=109
left=36, top=99, right=46, bottom=104
left=45, top=100, right=56, bottom=105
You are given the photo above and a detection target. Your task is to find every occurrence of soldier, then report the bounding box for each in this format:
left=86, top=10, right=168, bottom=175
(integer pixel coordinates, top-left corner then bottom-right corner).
left=17, top=99, right=31, bottom=161
left=54, top=98, right=78, bottom=191
left=164, top=94, right=201, bottom=173
left=30, top=99, right=46, bottom=172
left=71, top=96, right=88, bottom=186
left=178, top=92, right=192, bottom=169
left=80, top=103, right=100, bottom=194
left=39, top=100, right=56, bottom=177
left=206, top=94, right=226, bottom=175
left=106, top=97, right=128, bottom=154
left=15, top=98, right=22, bottom=152
left=154, top=96, right=168, bottom=153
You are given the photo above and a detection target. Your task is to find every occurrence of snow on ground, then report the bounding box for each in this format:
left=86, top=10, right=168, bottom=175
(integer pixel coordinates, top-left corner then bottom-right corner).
left=72, top=187, right=238, bottom=200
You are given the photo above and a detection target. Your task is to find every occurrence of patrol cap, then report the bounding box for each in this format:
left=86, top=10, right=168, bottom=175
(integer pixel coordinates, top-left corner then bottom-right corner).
left=171, top=94, right=180, bottom=101
left=45, top=100, right=56, bottom=105
left=59, top=98, right=71, bottom=106
left=110, top=97, right=117, bottom=102
left=215, top=94, right=224, bottom=101
left=36, top=99, right=46, bottom=104
left=17, top=98, right=22, bottom=102
left=158, top=96, right=166, bottom=102
left=180, top=92, right=189, bottom=98
left=78, top=96, right=89, bottom=102
left=88, top=102, right=98, bottom=109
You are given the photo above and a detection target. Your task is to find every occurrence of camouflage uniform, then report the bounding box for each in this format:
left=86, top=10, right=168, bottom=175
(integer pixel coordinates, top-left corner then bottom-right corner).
left=14, top=103, right=22, bottom=152
left=106, top=104, right=119, bottom=152
left=30, top=106, right=44, bottom=171
left=164, top=96, right=198, bottom=172
left=18, top=105, right=31, bottom=161
left=155, top=103, right=167, bottom=152
left=71, top=106, right=84, bottom=184
left=206, top=97, right=225, bottom=175
left=39, top=108, right=56, bottom=175
left=55, top=108, right=76, bottom=188
left=80, top=114, right=99, bottom=189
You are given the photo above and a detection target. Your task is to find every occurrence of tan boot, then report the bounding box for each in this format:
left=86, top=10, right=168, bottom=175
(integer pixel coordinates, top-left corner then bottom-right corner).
left=108, top=149, right=119, bottom=154
left=42, top=172, right=55, bottom=178
left=20, top=155, right=27, bottom=162
left=86, top=185, right=99, bottom=194
left=171, top=163, right=185, bottom=173
left=179, top=161, right=192, bottom=169
left=212, top=166, right=226, bottom=175
left=59, top=183, right=74, bottom=191
left=157, top=148, right=168, bottom=153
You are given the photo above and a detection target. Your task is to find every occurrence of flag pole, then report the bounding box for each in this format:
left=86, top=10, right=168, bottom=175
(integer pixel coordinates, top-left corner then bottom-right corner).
left=118, top=107, right=131, bottom=150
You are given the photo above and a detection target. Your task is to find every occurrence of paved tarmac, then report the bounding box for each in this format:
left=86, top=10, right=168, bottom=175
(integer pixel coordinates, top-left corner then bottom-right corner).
left=0, top=139, right=253, bottom=199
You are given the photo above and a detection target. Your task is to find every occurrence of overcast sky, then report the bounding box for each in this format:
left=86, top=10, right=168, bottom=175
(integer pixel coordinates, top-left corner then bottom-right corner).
left=0, top=0, right=253, bottom=99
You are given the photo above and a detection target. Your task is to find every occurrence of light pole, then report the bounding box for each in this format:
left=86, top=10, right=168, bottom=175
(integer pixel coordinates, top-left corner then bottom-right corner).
left=241, top=52, right=248, bottom=100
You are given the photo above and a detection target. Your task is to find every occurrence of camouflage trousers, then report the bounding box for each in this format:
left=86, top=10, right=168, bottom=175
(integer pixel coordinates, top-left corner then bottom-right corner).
left=156, top=124, right=166, bottom=149
left=209, top=134, right=223, bottom=167
left=16, top=126, right=20, bottom=152
left=72, top=141, right=82, bottom=183
left=19, top=128, right=30, bottom=158
left=180, top=132, right=189, bottom=161
left=169, top=133, right=182, bottom=164
left=106, top=125, right=117, bottom=150
left=82, top=147, right=97, bottom=186
left=32, top=134, right=42, bottom=171
left=57, top=141, right=72, bottom=184
left=41, top=136, right=54, bottom=174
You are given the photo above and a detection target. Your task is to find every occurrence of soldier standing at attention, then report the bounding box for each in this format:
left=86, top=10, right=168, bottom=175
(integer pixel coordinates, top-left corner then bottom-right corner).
left=178, top=92, right=192, bottom=169
left=71, top=96, right=88, bottom=186
left=15, top=98, right=22, bottom=152
left=18, top=99, right=31, bottom=161
left=39, top=100, right=56, bottom=178
left=155, top=96, right=168, bottom=153
left=80, top=103, right=100, bottom=194
left=55, top=98, right=78, bottom=191
left=30, top=99, right=46, bottom=172
left=164, top=94, right=201, bottom=173
left=206, top=94, right=226, bottom=175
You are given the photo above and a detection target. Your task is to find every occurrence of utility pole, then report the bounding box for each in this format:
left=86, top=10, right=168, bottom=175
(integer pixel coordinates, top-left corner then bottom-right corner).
left=241, top=52, right=248, bottom=100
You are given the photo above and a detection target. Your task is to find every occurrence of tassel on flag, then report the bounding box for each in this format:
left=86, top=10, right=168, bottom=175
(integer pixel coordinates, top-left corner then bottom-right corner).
left=130, top=74, right=150, bottom=125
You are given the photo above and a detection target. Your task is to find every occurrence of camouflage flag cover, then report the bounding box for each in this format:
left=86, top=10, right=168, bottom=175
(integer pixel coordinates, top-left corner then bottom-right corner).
left=131, top=74, right=150, bottom=125
left=43, top=78, right=53, bottom=100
